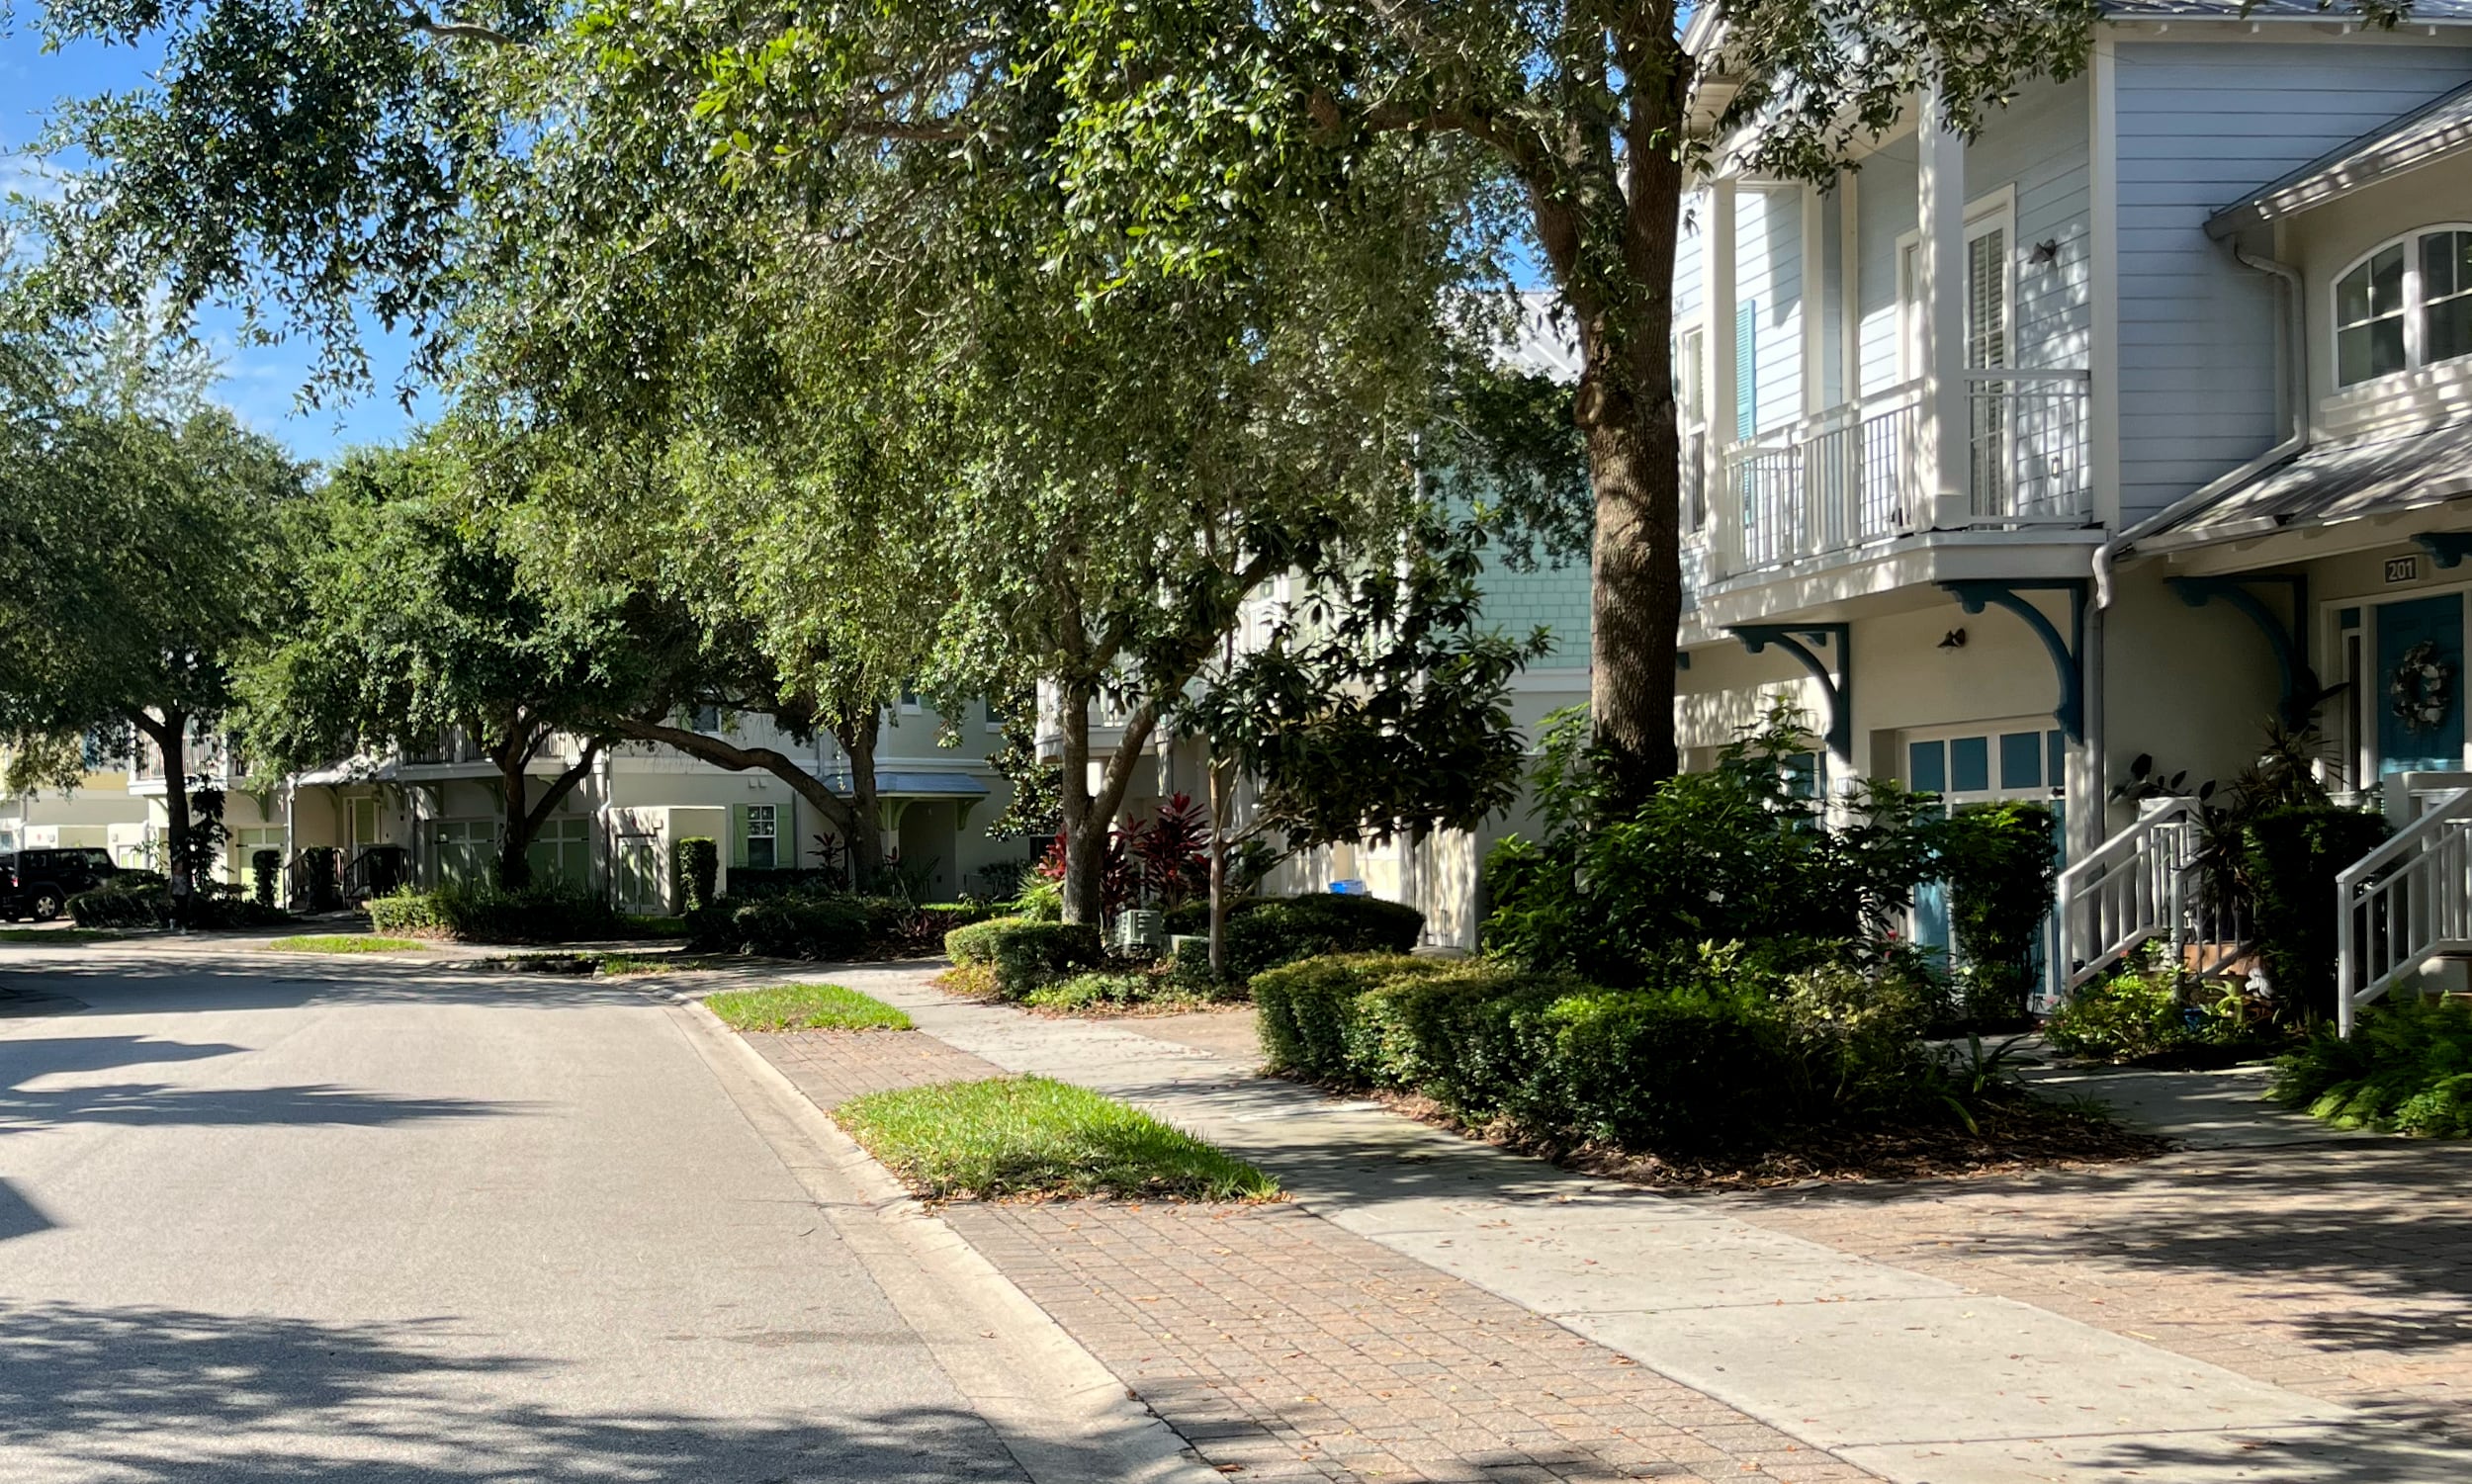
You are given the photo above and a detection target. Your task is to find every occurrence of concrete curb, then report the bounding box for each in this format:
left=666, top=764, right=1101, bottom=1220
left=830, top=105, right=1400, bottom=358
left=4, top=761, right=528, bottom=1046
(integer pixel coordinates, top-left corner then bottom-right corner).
left=664, top=996, right=1220, bottom=1484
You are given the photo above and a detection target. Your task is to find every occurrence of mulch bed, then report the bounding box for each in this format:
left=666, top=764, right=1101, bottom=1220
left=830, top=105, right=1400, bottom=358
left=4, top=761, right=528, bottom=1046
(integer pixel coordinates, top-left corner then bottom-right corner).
left=1349, top=1084, right=2171, bottom=1192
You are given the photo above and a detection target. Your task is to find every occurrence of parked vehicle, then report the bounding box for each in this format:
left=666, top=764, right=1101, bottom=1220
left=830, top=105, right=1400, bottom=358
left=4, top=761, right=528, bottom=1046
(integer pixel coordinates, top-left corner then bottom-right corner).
left=0, top=847, right=120, bottom=921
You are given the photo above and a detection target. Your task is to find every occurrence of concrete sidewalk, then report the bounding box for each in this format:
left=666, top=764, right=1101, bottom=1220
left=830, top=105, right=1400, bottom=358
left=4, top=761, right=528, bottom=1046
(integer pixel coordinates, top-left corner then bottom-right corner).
left=789, top=964, right=2472, bottom=1484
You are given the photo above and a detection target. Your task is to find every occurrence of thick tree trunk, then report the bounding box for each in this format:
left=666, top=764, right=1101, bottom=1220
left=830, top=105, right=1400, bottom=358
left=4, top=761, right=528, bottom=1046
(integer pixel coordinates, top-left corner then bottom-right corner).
left=835, top=716, right=884, bottom=890
left=141, top=711, right=193, bottom=923
left=1205, top=757, right=1233, bottom=979
left=495, top=746, right=534, bottom=891
left=1056, top=683, right=1104, bottom=924
left=1514, top=41, right=1691, bottom=818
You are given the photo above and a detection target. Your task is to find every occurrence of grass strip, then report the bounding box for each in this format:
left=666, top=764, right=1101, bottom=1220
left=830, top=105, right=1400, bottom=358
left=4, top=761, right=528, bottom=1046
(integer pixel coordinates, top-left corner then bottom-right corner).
left=270, top=934, right=426, bottom=954
left=0, top=928, right=112, bottom=944
left=836, top=1075, right=1280, bottom=1202
left=705, top=982, right=912, bottom=1032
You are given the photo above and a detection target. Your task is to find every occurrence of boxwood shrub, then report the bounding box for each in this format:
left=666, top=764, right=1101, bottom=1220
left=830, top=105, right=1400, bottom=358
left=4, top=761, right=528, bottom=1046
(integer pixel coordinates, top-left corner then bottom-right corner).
left=944, top=917, right=1104, bottom=999
left=1252, top=949, right=1932, bottom=1156
left=364, top=882, right=618, bottom=944
left=1160, top=894, right=1425, bottom=983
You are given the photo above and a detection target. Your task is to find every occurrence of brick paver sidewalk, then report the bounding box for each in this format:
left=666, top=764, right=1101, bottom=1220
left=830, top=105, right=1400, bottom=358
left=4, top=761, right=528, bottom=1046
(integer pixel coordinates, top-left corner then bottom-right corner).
left=745, top=1027, right=1006, bottom=1108
left=1725, top=1140, right=2472, bottom=1439
left=945, top=1201, right=1876, bottom=1484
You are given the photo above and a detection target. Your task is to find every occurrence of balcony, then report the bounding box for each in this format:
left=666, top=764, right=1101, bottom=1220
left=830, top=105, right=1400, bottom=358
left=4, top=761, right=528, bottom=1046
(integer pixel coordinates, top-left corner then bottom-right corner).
left=1713, top=371, right=2092, bottom=578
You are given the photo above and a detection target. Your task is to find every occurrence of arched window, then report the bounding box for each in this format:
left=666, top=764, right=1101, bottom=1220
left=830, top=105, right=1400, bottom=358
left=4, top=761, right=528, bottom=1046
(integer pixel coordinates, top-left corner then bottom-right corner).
left=2336, top=226, right=2472, bottom=389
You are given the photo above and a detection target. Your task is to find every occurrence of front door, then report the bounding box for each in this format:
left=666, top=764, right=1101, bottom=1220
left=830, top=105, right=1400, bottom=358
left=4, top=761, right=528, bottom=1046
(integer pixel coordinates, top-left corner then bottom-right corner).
left=2376, top=592, right=2465, bottom=776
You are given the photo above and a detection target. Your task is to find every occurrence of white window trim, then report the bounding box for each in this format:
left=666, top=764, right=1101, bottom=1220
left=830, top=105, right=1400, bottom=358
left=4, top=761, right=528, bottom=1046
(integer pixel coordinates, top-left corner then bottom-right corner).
left=2332, top=222, right=2472, bottom=392
left=1896, top=185, right=2018, bottom=384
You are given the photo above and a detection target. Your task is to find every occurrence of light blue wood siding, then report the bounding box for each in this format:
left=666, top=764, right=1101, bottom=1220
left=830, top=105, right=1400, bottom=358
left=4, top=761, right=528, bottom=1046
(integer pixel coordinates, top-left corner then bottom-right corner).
left=2114, top=41, right=2472, bottom=521
left=1738, top=186, right=1806, bottom=432
left=1676, top=187, right=1707, bottom=324
left=1967, top=74, right=2093, bottom=371
left=1856, top=135, right=1919, bottom=392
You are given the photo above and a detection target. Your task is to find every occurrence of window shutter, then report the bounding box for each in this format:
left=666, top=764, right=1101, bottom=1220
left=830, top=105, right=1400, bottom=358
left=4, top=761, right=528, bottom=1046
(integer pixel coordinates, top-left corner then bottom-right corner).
left=1734, top=300, right=1757, bottom=439
left=1967, top=230, right=2007, bottom=370
left=730, top=805, right=750, bottom=869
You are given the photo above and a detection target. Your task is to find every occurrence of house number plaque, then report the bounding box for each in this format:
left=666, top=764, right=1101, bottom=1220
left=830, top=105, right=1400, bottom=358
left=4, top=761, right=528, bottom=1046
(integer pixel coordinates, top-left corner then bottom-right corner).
left=2387, top=556, right=2422, bottom=584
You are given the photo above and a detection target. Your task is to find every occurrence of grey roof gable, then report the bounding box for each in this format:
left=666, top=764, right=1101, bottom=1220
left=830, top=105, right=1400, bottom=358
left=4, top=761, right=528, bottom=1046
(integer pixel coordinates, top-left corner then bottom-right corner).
left=2209, top=76, right=2472, bottom=236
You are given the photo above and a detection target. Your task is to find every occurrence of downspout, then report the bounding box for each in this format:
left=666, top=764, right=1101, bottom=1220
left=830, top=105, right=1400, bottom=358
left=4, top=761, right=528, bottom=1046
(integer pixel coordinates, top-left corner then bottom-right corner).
left=2093, top=243, right=2309, bottom=609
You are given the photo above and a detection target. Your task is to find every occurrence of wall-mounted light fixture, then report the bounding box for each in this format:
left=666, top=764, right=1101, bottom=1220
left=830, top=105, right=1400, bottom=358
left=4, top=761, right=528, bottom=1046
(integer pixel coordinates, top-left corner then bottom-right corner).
left=2029, top=239, right=2062, bottom=268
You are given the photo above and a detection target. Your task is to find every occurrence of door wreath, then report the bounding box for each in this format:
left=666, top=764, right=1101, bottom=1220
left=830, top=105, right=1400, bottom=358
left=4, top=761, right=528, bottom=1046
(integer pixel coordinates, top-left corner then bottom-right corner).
left=2389, top=641, right=2454, bottom=734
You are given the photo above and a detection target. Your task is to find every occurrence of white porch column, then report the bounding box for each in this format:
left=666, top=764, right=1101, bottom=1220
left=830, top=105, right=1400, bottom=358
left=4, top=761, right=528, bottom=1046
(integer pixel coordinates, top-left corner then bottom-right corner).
left=1801, top=182, right=1826, bottom=416
left=1709, top=175, right=1741, bottom=574
left=1916, top=87, right=1971, bottom=528
left=1839, top=171, right=1862, bottom=405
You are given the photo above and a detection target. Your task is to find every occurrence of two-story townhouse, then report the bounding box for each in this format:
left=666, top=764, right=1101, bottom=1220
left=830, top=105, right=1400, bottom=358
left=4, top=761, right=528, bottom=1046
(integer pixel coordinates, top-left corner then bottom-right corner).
left=281, top=701, right=1030, bottom=912
left=0, top=731, right=153, bottom=861
left=1660, top=3, right=2472, bottom=1000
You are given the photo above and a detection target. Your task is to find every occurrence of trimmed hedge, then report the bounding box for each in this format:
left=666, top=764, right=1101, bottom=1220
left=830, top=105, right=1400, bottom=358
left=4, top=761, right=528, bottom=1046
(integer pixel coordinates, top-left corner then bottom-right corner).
left=1252, top=950, right=1932, bottom=1156
left=683, top=896, right=998, bottom=959
left=365, top=882, right=620, bottom=944
left=1160, top=894, right=1426, bottom=982
left=68, top=879, right=289, bottom=931
left=944, top=917, right=1104, bottom=1000
left=673, top=836, right=719, bottom=912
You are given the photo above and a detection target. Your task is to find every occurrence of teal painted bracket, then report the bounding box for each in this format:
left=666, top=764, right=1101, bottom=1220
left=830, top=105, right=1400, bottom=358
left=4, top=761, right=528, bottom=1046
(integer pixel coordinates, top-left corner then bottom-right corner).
left=1730, top=623, right=1852, bottom=768
left=2165, top=573, right=2319, bottom=729
left=1938, top=579, right=2088, bottom=742
left=2415, top=532, right=2472, bottom=569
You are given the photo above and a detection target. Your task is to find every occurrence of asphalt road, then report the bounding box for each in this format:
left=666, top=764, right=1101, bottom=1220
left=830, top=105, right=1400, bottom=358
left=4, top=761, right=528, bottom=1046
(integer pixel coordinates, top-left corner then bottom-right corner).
left=0, top=940, right=1037, bottom=1483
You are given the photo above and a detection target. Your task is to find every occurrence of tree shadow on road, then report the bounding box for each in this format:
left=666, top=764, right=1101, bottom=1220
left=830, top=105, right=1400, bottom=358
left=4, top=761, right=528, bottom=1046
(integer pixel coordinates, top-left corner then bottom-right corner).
left=0, top=1298, right=1035, bottom=1482
left=0, top=1033, right=522, bottom=1138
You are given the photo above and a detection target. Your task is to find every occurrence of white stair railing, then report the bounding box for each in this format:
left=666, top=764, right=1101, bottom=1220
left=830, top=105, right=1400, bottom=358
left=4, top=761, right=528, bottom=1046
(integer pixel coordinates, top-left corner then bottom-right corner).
left=2336, top=787, right=2472, bottom=1036
left=2055, top=801, right=2248, bottom=995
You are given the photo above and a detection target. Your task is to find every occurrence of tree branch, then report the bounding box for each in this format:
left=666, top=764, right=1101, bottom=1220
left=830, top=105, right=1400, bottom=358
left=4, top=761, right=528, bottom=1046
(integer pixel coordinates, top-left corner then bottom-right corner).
left=523, top=737, right=603, bottom=835
left=406, top=10, right=528, bottom=46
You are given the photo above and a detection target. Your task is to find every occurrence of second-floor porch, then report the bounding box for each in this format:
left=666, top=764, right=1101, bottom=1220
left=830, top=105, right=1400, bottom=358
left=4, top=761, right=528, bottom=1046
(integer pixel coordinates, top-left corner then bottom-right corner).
left=1712, top=368, right=2091, bottom=572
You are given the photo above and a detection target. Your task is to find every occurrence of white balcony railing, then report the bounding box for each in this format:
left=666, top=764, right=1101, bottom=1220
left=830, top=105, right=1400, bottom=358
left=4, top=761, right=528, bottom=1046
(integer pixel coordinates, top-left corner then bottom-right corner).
left=1716, top=371, right=2091, bottom=576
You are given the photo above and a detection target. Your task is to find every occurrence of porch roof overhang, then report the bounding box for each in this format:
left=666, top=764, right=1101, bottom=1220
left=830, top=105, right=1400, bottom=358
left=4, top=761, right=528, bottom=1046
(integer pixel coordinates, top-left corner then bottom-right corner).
left=293, top=759, right=400, bottom=787
left=1688, top=527, right=2105, bottom=634
left=821, top=771, right=990, bottom=801
left=2135, top=420, right=2472, bottom=558
left=2208, top=76, right=2472, bottom=238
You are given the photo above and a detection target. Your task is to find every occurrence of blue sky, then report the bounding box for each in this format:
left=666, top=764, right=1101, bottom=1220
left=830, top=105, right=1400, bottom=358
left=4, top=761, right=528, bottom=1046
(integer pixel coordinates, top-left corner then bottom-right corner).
left=1, top=15, right=429, bottom=464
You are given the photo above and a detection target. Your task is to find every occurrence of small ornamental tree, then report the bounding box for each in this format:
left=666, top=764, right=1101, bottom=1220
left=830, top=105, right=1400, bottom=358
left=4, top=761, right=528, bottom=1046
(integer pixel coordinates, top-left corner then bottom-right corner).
left=1177, top=517, right=1546, bottom=976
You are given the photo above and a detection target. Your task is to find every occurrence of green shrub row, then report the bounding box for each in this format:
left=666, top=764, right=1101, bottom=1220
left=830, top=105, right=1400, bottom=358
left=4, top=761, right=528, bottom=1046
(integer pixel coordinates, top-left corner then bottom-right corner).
left=366, top=882, right=619, bottom=944
left=685, top=895, right=999, bottom=960
left=1252, top=947, right=1935, bottom=1155
left=68, top=876, right=290, bottom=931
left=945, top=917, right=1104, bottom=999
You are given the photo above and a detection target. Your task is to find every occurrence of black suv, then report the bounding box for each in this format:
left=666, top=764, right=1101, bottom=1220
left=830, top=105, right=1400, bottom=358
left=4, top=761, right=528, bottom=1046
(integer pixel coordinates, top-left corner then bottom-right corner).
left=0, top=847, right=120, bottom=921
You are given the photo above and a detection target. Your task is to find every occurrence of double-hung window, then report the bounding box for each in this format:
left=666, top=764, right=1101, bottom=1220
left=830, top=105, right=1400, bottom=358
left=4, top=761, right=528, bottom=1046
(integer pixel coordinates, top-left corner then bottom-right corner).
left=2336, top=227, right=2472, bottom=388
left=746, top=805, right=778, bottom=870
